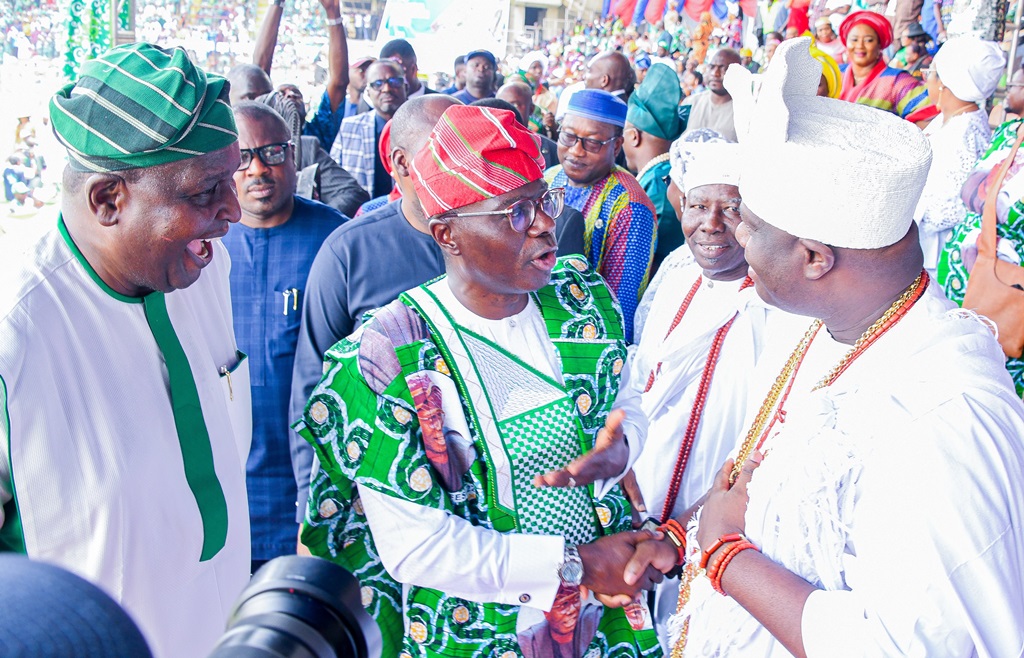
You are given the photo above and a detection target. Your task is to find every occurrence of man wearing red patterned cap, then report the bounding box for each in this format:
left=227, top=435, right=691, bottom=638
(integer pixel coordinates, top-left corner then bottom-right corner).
left=293, top=104, right=664, bottom=657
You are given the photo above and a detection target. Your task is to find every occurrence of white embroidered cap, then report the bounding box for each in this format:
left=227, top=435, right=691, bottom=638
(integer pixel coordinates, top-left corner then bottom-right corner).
left=680, top=142, right=741, bottom=195
left=725, top=37, right=933, bottom=249
left=933, top=37, right=1006, bottom=104
left=668, top=128, right=731, bottom=191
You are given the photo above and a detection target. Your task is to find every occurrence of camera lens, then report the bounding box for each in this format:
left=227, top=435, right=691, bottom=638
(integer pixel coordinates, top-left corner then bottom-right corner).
left=209, top=556, right=381, bottom=658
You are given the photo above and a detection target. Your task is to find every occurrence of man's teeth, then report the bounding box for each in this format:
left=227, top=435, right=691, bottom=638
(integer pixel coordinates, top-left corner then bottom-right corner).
left=187, top=239, right=210, bottom=259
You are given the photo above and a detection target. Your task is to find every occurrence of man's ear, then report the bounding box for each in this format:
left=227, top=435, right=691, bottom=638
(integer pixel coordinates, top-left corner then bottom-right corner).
left=86, top=173, right=128, bottom=227
left=799, top=238, right=835, bottom=281
left=624, top=128, right=640, bottom=148
left=391, top=148, right=411, bottom=179
left=429, top=217, right=460, bottom=256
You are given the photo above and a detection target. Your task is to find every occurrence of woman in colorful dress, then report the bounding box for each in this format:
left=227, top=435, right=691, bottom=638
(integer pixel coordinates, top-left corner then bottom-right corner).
left=838, top=10, right=934, bottom=121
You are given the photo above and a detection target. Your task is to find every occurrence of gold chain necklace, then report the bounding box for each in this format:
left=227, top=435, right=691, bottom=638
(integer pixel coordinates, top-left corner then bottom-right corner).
left=670, top=270, right=928, bottom=657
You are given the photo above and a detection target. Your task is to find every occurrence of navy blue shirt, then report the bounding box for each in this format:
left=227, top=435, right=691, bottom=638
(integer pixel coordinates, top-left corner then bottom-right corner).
left=222, top=196, right=347, bottom=560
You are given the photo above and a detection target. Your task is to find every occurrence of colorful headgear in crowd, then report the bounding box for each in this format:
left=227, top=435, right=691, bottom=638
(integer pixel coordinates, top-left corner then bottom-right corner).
left=932, top=37, right=1006, bottom=104
left=627, top=63, right=682, bottom=141
left=566, top=89, right=628, bottom=128
left=410, top=105, right=544, bottom=218
left=635, top=51, right=652, bottom=70
left=808, top=44, right=841, bottom=99
left=839, top=10, right=894, bottom=50
left=726, top=37, right=931, bottom=249
left=50, top=42, right=237, bottom=172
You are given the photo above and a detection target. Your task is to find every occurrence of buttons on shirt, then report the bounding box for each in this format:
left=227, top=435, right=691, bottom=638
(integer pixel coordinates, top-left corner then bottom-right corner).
left=518, top=593, right=531, bottom=604
left=508, top=318, right=517, bottom=328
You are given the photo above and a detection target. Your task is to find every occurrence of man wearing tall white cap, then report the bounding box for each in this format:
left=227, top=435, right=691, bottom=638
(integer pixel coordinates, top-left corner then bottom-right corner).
left=626, top=138, right=805, bottom=650
left=617, top=37, right=1024, bottom=657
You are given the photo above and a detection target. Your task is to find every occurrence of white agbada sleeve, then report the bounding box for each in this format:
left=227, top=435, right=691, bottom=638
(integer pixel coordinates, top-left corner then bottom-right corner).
left=800, top=392, right=1024, bottom=657
left=358, top=485, right=565, bottom=611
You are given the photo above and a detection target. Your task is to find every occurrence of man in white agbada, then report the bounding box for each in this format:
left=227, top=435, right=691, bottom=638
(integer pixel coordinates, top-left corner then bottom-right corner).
left=0, top=44, right=251, bottom=657
left=621, top=38, right=1024, bottom=657
left=628, top=140, right=805, bottom=649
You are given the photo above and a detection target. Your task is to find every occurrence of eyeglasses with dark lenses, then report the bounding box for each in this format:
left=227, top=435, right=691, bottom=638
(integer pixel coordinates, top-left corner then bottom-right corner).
left=369, top=76, right=405, bottom=91
left=558, top=131, right=616, bottom=154
left=445, top=187, right=566, bottom=232
left=238, top=142, right=290, bottom=171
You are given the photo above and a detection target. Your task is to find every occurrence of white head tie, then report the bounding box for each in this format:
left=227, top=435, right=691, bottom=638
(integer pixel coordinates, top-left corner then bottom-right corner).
left=933, top=37, right=1005, bottom=104
left=724, top=37, right=933, bottom=249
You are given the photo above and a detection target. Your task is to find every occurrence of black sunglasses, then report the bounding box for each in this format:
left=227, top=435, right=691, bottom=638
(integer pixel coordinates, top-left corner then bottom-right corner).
left=369, top=76, right=405, bottom=91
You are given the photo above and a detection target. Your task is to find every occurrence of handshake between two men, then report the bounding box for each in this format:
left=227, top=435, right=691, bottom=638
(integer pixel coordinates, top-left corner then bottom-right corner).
left=533, top=408, right=762, bottom=607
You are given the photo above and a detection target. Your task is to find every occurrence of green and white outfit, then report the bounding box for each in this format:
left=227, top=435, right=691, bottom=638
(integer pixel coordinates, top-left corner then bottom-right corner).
left=0, top=220, right=252, bottom=658
left=296, top=257, right=661, bottom=657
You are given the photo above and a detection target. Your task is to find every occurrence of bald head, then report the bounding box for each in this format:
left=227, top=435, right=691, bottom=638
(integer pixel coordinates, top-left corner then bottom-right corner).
left=390, top=94, right=461, bottom=155
left=227, top=64, right=273, bottom=105
left=496, top=82, right=534, bottom=128
left=585, top=52, right=636, bottom=99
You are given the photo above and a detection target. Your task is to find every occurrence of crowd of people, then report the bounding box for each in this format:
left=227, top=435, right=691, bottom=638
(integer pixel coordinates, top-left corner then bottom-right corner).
left=2, top=1, right=1024, bottom=657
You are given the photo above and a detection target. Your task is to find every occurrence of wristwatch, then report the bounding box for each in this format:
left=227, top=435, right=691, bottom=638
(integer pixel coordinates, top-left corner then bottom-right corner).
left=557, top=544, right=584, bottom=587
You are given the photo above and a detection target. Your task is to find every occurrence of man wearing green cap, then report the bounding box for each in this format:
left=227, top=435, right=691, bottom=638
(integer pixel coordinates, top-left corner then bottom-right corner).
left=624, top=63, right=686, bottom=273
left=0, top=43, right=251, bottom=658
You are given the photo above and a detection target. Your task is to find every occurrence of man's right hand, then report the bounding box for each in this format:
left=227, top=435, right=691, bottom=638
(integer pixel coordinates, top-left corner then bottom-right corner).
left=577, top=531, right=663, bottom=601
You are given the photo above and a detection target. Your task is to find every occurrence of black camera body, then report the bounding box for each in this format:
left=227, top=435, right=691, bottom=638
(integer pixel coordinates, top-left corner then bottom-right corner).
left=210, top=556, right=382, bottom=658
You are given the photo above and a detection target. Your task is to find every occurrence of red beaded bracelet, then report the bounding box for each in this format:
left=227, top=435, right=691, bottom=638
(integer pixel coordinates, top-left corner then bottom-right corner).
left=700, top=533, right=744, bottom=569
left=708, top=540, right=759, bottom=595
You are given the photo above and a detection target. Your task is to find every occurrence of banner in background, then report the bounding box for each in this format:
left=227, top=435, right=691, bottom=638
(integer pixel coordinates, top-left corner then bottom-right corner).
left=374, top=0, right=511, bottom=78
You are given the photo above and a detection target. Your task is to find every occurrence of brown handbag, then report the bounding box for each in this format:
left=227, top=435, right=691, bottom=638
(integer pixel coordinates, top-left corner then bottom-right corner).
left=961, top=125, right=1024, bottom=358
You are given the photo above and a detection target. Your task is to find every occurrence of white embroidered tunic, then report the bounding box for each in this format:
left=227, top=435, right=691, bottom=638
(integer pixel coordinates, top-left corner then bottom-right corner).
left=676, top=284, right=1024, bottom=657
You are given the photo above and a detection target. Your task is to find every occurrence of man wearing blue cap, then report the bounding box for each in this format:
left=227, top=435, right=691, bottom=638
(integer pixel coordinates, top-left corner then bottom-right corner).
left=546, top=89, right=657, bottom=342
left=452, top=50, right=497, bottom=104
left=0, top=43, right=251, bottom=657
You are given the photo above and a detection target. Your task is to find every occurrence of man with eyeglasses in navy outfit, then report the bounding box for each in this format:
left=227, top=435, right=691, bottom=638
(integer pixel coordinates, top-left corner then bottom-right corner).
left=331, top=59, right=408, bottom=199
left=545, top=89, right=657, bottom=342
left=222, top=102, right=347, bottom=575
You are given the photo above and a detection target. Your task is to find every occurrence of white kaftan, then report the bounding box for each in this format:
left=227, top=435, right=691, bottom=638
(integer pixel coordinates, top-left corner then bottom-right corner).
left=915, top=109, right=991, bottom=275
left=0, top=223, right=252, bottom=658
left=677, top=283, right=1024, bottom=657
left=630, top=260, right=804, bottom=649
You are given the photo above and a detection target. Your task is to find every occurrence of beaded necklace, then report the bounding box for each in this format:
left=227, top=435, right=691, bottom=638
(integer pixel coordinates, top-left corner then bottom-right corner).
left=635, top=152, right=673, bottom=184
left=644, top=274, right=753, bottom=523
left=669, top=270, right=929, bottom=658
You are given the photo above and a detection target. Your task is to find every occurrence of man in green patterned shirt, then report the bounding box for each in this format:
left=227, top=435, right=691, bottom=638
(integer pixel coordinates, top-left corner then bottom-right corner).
left=294, top=105, right=664, bottom=657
